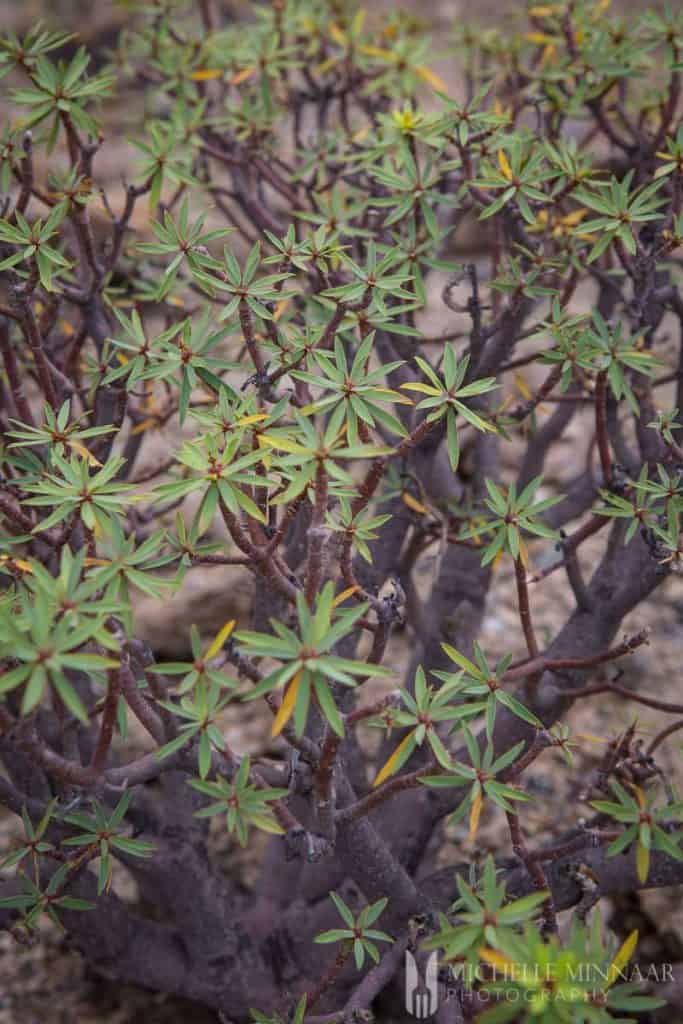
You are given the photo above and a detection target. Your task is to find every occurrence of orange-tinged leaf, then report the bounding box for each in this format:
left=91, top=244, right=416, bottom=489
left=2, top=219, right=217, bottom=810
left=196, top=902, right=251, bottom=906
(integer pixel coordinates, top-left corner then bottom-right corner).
left=0, top=556, right=33, bottom=573
left=497, top=149, right=513, bottom=181
left=274, top=298, right=289, bottom=321
left=514, top=372, right=532, bottom=400
left=479, top=948, right=515, bottom=970
left=68, top=440, right=102, bottom=467
left=206, top=620, right=236, bottom=660
left=402, top=492, right=429, bottom=516
left=131, top=417, right=159, bottom=436
left=329, top=23, right=347, bottom=46
left=271, top=671, right=301, bottom=737
left=373, top=730, right=416, bottom=788
left=415, top=65, right=448, bottom=92
left=231, top=66, right=256, bottom=85
left=468, top=788, right=483, bottom=840
left=332, top=585, right=359, bottom=607
left=607, top=930, right=638, bottom=988
left=631, top=784, right=646, bottom=809
left=190, top=68, right=224, bottom=81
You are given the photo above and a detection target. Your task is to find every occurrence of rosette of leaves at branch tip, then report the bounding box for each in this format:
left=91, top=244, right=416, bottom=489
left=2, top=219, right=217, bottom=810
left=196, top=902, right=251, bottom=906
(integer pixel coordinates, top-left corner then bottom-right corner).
left=463, top=476, right=562, bottom=567
left=0, top=549, right=119, bottom=722
left=434, top=642, right=543, bottom=741
left=421, top=724, right=531, bottom=841
left=590, top=778, right=683, bottom=885
left=188, top=757, right=289, bottom=846
left=400, top=346, right=499, bottom=471
left=0, top=201, right=71, bottom=291
left=237, top=582, right=393, bottom=739
left=314, top=891, right=392, bottom=970
left=259, top=408, right=391, bottom=507
left=475, top=916, right=665, bottom=1023
left=150, top=621, right=240, bottom=777
left=293, top=331, right=411, bottom=445
left=370, top=665, right=472, bottom=787
left=61, top=791, right=155, bottom=895
left=596, top=463, right=683, bottom=545
left=422, top=855, right=550, bottom=971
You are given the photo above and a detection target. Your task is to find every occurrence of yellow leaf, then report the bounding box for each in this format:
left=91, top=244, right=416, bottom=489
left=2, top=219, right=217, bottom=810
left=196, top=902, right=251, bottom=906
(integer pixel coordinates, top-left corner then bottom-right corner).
left=352, top=126, right=369, bottom=143
left=83, top=557, right=111, bottom=567
left=373, top=730, right=416, bottom=788
left=352, top=8, right=366, bottom=34
left=359, top=44, right=393, bottom=61
left=259, top=434, right=308, bottom=454
left=492, top=549, right=505, bottom=571
left=607, top=930, right=639, bottom=989
left=271, top=671, right=302, bottom=737
left=415, top=65, right=448, bottom=92
left=497, top=149, right=513, bottom=181
left=525, top=31, right=553, bottom=44
left=235, top=414, right=269, bottom=427
left=332, top=585, right=359, bottom=607
left=400, top=382, right=441, bottom=395
left=514, top=372, right=532, bottom=400
left=231, top=66, right=256, bottom=85
left=529, top=5, right=556, bottom=15
left=561, top=207, right=588, bottom=226
left=402, top=492, right=429, bottom=516
left=372, top=387, right=414, bottom=406
left=468, top=788, right=483, bottom=841
left=250, top=813, right=285, bottom=836
left=636, top=842, right=650, bottom=885
left=518, top=537, right=530, bottom=570
left=190, top=68, right=224, bottom=81
left=0, top=555, right=33, bottom=573
left=68, top=440, right=102, bottom=467
left=329, top=23, right=347, bottom=47
left=206, top=620, right=236, bottom=660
